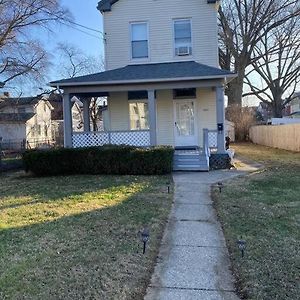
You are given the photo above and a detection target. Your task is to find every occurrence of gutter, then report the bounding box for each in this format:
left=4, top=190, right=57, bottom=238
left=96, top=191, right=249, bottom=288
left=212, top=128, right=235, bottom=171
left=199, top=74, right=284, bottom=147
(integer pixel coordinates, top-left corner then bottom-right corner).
left=50, top=74, right=237, bottom=88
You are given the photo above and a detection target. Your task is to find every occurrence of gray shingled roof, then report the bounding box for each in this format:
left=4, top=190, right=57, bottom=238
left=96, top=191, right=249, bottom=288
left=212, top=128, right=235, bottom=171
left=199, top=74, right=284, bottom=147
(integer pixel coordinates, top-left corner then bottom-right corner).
left=0, top=113, right=35, bottom=122
left=50, top=61, right=234, bottom=86
left=97, top=0, right=220, bottom=12
left=0, top=97, right=40, bottom=108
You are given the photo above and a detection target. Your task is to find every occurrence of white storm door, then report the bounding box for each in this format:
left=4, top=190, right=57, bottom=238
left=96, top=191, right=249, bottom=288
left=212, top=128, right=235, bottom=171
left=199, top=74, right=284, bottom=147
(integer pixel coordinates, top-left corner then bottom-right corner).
left=174, top=100, right=197, bottom=146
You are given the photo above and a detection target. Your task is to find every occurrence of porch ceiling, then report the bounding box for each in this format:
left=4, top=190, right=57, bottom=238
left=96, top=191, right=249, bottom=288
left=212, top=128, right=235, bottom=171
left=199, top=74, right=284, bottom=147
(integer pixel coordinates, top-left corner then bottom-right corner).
left=50, top=61, right=236, bottom=94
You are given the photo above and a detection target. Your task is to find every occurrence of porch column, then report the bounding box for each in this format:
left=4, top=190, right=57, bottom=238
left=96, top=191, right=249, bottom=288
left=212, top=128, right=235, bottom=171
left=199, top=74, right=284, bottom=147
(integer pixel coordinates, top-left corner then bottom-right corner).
left=216, top=86, right=226, bottom=154
left=63, top=93, right=73, bottom=148
left=147, top=90, right=157, bottom=146
left=82, top=97, right=91, bottom=132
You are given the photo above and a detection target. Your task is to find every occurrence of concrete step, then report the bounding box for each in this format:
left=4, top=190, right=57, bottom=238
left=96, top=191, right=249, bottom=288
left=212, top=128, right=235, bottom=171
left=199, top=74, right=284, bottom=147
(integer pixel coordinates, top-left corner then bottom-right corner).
left=173, top=151, right=209, bottom=171
left=174, top=159, right=207, bottom=165
left=173, top=164, right=209, bottom=171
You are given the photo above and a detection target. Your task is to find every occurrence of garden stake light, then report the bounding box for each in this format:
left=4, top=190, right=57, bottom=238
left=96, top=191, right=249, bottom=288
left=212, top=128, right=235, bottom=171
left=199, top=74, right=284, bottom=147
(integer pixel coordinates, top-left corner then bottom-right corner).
left=166, top=182, right=170, bottom=194
left=237, top=238, right=246, bottom=258
left=217, top=182, right=223, bottom=193
left=141, top=228, right=149, bottom=254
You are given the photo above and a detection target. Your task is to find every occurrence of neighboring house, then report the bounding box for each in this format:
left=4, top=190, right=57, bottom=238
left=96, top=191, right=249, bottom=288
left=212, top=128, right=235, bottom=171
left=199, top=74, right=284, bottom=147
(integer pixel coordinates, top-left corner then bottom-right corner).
left=50, top=0, right=235, bottom=171
left=257, top=102, right=273, bottom=122
left=287, top=92, right=300, bottom=114
left=271, top=117, right=300, bottom=125
left=0, top=96, right=53, bottom=149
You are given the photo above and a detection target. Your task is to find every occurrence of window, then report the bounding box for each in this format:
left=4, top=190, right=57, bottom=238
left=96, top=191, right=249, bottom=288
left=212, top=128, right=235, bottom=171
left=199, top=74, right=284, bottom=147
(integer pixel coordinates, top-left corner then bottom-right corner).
left=174, top=19, right=192, bottom=56
left=131, top=22, right=148, bottom=59
left=129, top=102, right=149, bottom=130
left=173, top=88, right=196, bottom=99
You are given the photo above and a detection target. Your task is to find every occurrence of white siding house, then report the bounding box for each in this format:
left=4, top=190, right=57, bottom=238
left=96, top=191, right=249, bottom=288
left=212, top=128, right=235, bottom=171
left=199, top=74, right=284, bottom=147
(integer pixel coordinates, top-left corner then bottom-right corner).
left=50, top=0, right=235, bottom=170
left=103, top=0, right=219, bottom=70
left=0, top=97, right=53, bottom=149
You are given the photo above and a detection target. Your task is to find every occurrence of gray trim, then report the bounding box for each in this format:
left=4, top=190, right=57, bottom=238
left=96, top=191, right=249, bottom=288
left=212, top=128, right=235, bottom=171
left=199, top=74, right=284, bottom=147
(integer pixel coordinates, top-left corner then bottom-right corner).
left=97, top=0, right=119, bottom=12
left=72, top=129, right=150, bottom=135
left=51, top=74, right=235, bottom=87
left=216, top=86, right=226, bottom=154
left=62, top=79, right=224, bottom=95
left=83, top=98, right=91, bottom=132
left=98, top=1, right=220, bottom=12
left=50, top=61, right=236, bottom=87
left=147, top=90, right=157, bottom=146
left=63, top=94, right=73, bottom=148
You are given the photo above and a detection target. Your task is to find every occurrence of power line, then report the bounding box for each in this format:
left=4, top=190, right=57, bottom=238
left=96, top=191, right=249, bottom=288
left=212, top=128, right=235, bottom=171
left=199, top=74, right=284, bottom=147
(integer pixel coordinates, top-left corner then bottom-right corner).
left=62, top=21, right=103, bottom=40
left=41, top=9, right=105, bottom=40
left=64, top=19, right=104, bottom=36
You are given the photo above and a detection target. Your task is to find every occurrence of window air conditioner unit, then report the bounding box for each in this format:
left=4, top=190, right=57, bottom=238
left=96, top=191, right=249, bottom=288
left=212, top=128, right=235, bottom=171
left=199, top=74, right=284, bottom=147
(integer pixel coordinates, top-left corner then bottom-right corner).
left=176, top=46, right=191, bottom=56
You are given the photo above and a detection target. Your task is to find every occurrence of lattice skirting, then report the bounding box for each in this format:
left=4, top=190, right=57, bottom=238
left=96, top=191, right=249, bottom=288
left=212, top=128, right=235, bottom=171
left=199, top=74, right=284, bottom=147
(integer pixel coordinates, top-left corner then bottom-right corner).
left=209, top=153, right=232, bottom=170
left=72, top=131, right=150, bottom=148
left=208, top=131, right=218, bottom=148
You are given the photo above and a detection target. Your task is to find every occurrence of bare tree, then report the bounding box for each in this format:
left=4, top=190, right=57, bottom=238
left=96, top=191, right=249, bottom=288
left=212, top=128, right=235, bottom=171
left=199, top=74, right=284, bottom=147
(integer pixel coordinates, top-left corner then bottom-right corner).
left=57, top=42, right=104, bottom=131
left=0, top=0, right=70, bottom=88
left=244, top=19, right=300, bottom=117
left=219, top=0, right=300, bottom=106
left=57, top=42, right=104, bottom=78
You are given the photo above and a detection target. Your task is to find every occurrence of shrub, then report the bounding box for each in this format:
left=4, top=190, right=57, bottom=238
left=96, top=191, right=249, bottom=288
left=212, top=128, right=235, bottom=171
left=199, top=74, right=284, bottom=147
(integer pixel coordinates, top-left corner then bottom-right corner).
left=226, top=104, right=257, bottom=141
left=23, top=145, right=174, bottom=176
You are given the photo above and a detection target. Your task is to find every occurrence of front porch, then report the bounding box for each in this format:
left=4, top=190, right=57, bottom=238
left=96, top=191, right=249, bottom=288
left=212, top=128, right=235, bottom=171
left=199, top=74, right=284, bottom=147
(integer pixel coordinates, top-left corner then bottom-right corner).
left=50, top=61, right=235, bottom=170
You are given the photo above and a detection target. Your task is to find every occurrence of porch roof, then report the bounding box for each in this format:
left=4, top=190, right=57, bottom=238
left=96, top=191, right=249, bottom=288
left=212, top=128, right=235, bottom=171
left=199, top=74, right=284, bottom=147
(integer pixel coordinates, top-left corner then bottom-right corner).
left=50, top=61, right=235, bottom=88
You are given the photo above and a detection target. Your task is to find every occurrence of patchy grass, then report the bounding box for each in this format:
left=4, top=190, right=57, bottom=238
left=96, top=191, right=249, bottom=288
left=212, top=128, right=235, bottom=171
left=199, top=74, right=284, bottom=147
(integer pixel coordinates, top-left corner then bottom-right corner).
left=213, top=143, right=300, bottom=300
left=0, top=172, right=173, bottom=299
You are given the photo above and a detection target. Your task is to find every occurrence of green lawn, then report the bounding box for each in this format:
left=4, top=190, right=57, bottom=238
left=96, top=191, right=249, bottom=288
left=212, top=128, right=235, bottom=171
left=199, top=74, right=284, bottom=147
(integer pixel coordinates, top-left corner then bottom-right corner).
left=0, top=173, right=173, bottom=299
left=213, top=143, right=300, bottom=299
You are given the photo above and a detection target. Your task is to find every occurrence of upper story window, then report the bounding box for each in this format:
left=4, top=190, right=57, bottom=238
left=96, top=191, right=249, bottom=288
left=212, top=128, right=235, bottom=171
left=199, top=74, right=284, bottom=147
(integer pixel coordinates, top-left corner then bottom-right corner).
left=131, top=22, right=149, bottom=59
left=174, top=19, right=192, bottom=56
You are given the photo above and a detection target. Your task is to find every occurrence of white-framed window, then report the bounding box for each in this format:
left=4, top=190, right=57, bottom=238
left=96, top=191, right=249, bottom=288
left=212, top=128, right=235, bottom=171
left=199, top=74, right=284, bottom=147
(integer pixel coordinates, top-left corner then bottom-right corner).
left=131, top=22, right=149, bottom=59
left=129, top=101, right=149, bottom=130
left=174, top=19, right=192, bottom=56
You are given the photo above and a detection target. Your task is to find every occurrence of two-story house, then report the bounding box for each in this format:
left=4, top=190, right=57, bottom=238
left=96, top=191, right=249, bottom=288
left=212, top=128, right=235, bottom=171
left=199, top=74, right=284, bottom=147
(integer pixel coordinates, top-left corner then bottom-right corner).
left=0, top=96, right=54, bottom=150
left=50, top=0, right=235, bottom=170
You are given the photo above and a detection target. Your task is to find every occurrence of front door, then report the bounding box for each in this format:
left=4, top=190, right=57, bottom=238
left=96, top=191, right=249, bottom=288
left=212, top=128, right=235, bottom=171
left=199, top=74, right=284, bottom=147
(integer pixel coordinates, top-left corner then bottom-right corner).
left=174, top=100, right=197, bottom=147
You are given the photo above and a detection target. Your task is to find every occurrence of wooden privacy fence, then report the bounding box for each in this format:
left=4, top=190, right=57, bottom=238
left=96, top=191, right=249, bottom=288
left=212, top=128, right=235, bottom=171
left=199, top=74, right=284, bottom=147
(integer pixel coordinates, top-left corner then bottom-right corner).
left=249, top=124, right=300, bottom=152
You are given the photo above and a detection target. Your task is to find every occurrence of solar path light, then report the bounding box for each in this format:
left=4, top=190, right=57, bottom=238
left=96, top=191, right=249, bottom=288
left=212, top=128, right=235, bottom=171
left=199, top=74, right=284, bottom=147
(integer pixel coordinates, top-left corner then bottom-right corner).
left=140, top=228, right=149, bottom=254
left=217, top=182, right=223, bottom=193
left=237, top=238, right=246, bottom=258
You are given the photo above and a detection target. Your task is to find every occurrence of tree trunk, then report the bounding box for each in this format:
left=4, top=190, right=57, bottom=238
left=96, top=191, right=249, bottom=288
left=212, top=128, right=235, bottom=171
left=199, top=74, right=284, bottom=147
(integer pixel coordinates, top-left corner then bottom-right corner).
left=272, top=97, right=283, bottom=118
left=225, top=66, right=245, bottom=106
left=226, top=75, right=244, bottom=106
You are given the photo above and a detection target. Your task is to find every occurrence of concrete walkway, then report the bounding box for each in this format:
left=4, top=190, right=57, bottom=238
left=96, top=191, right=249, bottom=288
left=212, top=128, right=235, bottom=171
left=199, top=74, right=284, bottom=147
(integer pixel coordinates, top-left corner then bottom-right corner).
left=145, top=169, right=252, bottom=300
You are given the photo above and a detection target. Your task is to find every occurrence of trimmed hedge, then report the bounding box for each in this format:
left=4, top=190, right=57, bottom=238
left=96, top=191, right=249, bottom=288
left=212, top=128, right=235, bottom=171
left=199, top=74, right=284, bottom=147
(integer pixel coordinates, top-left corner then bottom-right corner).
left=23, top=145, right=174, bottom=176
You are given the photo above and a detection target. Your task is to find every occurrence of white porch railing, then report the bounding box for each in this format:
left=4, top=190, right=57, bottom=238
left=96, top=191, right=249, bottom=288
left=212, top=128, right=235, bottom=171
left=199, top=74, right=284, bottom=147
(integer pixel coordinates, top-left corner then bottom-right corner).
left=72, top=130, right=151, bottom=148
left=207, top=130, right=218, bottom=149
left=203, top=129, right=218, bottom=156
